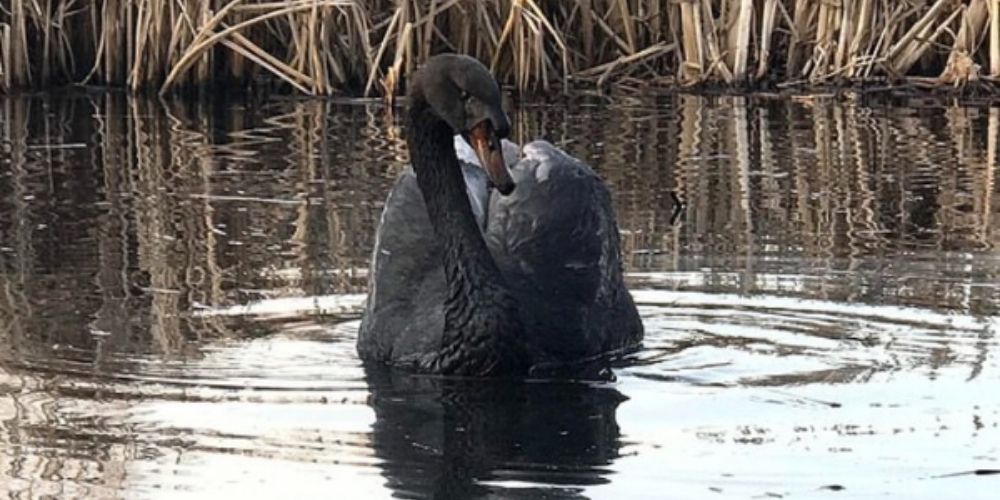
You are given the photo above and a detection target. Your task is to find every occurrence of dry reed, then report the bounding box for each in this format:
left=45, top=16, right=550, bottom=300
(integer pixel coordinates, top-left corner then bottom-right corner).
left=3, top=1, right=1000, bottom=96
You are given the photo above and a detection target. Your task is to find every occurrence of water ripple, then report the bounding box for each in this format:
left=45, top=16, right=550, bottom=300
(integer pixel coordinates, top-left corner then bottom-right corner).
left=2, top=93, right=1000, bottom=499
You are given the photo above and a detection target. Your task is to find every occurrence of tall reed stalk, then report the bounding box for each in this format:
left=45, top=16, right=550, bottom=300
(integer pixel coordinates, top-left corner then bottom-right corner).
left=2, top=1, right=1000, bottom=96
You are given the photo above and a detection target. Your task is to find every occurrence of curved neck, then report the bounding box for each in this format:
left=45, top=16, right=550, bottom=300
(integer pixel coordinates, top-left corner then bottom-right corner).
left=405, top=101, right=527, bottom=375
left=406, top=102, right=504, bottom=291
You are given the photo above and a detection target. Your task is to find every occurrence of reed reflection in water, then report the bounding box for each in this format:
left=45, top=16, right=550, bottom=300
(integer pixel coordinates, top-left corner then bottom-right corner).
left=0, top=92, right=998, bottom=499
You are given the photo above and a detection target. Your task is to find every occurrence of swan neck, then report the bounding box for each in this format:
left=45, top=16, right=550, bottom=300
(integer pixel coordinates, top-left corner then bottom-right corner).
left=405, top=102, right=528, bottom=375
left=406, top=103, right=501, bottom=285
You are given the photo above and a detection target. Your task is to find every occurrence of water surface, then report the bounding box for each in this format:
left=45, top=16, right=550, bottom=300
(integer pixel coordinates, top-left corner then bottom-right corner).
left=1, top=92, right=998, bottom=499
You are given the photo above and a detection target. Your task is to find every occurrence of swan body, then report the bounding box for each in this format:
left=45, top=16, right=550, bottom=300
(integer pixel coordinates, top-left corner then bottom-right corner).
left=357, top=54, right=642, bottom=376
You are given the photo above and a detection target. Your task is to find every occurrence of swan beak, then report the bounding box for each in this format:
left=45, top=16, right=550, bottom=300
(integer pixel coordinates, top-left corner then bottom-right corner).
left=469, top=121, right=515, bottom=195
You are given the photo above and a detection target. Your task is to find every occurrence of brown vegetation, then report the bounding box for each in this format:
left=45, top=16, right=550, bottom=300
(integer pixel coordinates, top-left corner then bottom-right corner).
left=2, top=1, right=1000, bottom=95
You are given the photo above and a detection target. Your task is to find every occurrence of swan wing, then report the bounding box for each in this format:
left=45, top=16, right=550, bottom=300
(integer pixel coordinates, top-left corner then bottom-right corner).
left=484, top=141, right=639, bottom=358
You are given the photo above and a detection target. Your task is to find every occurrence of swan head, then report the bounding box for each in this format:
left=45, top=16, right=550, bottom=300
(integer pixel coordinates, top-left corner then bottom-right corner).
left=409, top=54, right=515, bottom=195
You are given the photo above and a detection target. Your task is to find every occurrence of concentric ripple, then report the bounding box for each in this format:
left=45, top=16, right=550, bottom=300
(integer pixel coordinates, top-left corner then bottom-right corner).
left=3, top=93, right=1000, bottom=499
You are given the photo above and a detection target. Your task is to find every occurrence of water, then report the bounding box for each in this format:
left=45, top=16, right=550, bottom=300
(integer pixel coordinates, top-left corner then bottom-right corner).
left=1, top=92, right=998, bottom=499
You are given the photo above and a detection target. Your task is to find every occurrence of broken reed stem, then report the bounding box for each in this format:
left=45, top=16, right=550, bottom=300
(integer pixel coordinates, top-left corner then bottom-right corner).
left=3, top=0, right=1000, bottom=96
left=726, top=0, right=753, bottom=82
left=678, top=0, right=705, bottom=85
left=757, top=0, right=780, bottom=80
left=991, top=0, right=1000, bottom=76
left=940, top=0, right=989, bottom=85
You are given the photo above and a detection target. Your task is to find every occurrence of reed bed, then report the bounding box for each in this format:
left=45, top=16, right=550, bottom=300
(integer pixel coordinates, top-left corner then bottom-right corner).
left=4, top=1, right=1000, bottom=95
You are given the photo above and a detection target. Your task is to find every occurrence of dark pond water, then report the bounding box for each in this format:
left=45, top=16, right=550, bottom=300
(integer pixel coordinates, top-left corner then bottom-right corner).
left=1, top=92, right=999, bottom=499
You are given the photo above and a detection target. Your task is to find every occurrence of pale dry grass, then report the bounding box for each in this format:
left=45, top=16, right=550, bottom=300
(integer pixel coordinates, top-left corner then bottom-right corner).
left=2, top=1, right=1000, bottom=95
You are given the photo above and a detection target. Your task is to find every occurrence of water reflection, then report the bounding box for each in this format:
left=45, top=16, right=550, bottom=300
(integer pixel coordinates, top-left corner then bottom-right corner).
left=1, top=92, right=999, bottom=498
left=365, top=368, right=623, bottom=499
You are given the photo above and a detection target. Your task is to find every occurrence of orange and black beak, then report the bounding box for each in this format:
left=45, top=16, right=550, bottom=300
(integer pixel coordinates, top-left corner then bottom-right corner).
left=467, top=121, right=515, bottom=195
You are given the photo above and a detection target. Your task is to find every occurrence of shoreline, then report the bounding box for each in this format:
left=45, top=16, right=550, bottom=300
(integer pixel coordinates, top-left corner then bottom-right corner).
left=5, top=78, right=1000, bottom=108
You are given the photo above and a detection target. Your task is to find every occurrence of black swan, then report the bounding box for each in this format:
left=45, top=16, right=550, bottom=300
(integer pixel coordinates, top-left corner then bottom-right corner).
left=357, top=54, right=642, bottom=376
